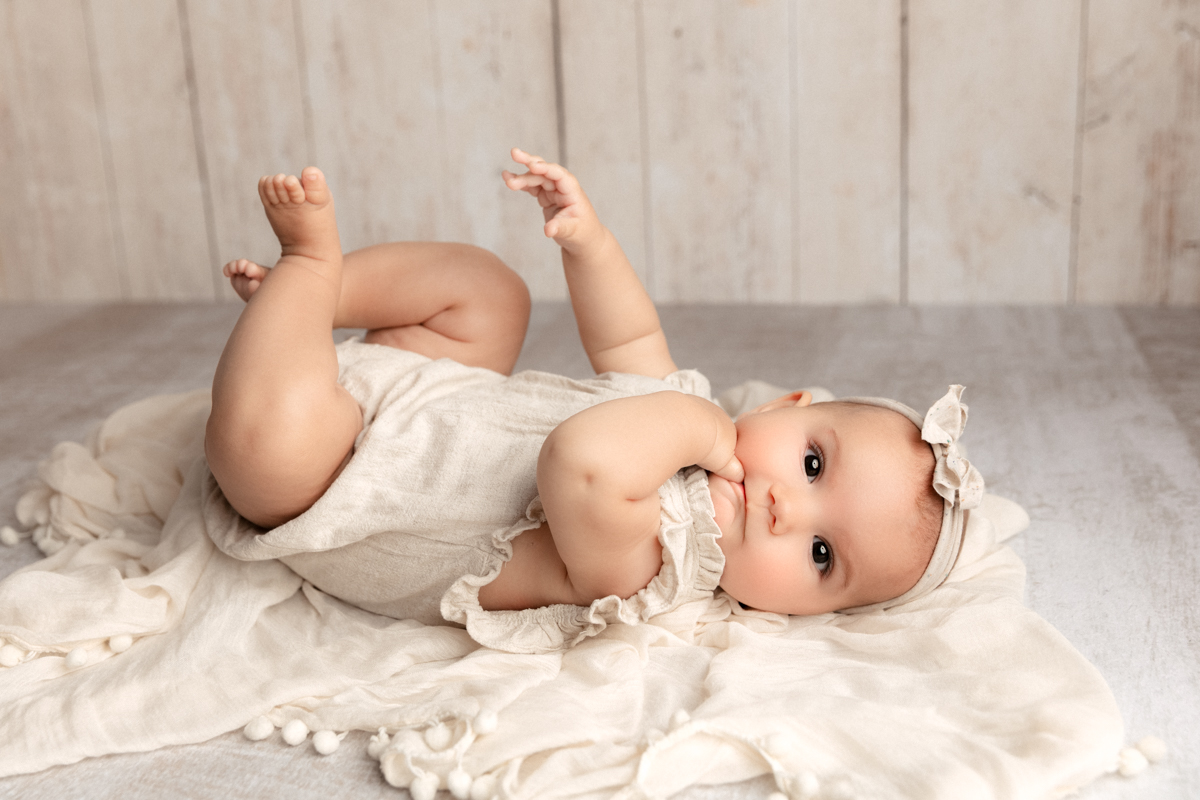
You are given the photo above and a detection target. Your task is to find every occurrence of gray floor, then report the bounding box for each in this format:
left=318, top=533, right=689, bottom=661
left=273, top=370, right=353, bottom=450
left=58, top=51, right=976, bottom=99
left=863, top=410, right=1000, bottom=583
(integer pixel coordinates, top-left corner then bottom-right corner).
left=1, top=302, right=1197, bottom=799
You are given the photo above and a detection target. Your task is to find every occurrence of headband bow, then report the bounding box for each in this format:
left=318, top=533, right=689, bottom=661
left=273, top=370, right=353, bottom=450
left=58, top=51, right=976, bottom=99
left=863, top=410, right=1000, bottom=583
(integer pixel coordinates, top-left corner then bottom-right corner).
left=921, top=385, right=985, bottom=511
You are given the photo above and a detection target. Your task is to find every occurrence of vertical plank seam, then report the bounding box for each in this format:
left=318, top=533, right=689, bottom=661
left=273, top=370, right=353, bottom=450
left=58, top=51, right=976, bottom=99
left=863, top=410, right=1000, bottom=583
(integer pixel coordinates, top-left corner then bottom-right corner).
left=426, top=0, right=450, bottom=241
left=899, top=0, right=910, bottom=306
left=788, top=0, right=800, bottom=302
left=80, top=0, right=130, bottom=299
left=635, top=0, right=656, bottom=299
left=176, top=0, right=222, bottom=299
left=1067, top=0, right=1090, bottom=305
left=550, top=0, right=567, bottom=167
left=291, top=0, right=316, bottom=166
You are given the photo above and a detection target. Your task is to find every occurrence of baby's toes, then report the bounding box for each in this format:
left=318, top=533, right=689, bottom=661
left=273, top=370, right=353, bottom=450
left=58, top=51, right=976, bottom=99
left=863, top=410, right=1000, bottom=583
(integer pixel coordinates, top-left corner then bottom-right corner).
left=283, top=174, right=306, bottom=204
left=242, top=260, right=268, bottom=280
left=261, top=174, right=294, bottom=206
left=222, top=258, right=248, bottom=278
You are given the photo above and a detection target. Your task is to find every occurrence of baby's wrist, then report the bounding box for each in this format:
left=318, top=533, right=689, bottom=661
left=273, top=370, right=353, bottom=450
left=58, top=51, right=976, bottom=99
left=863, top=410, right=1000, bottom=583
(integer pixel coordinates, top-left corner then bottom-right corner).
left=560, top=221, right=610, bottom=260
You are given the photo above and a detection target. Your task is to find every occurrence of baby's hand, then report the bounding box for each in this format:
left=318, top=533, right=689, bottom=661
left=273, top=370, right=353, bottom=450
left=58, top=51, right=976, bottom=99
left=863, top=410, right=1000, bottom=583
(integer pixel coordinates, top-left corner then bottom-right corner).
left=697, top=403, right=744, bottom=484
left=502, top=148, right=603, bottom=255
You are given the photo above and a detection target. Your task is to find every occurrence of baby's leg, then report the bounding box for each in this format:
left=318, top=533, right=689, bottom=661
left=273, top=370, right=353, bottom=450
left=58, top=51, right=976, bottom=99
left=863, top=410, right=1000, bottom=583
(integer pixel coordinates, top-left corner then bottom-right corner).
left=339, top=242, right=530, bottom=374
left=226, top=242, right=531, bottom=375
left=206, top=168, right=362, bottom=528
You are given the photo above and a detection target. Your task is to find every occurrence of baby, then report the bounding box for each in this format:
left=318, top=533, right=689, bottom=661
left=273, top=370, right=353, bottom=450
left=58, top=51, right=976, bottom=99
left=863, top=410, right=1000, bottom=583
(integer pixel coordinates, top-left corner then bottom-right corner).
left=205, top=148, right=983, bottom=643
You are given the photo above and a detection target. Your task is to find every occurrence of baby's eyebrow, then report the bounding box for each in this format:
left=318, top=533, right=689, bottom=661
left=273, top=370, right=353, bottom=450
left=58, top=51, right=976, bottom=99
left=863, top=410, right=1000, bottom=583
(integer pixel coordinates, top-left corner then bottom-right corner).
left=839, top=549, right=852, bottom=591
left=826, top=426, right=841, bottom=462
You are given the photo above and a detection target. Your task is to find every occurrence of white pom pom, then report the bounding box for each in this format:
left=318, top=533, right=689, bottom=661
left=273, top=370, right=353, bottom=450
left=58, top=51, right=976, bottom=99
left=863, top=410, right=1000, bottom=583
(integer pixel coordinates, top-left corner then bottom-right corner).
left=1136, top=735, right=1168, bottom=764
left=768, top=793, right=788, bottom=800
left=65, top=647, right=88, bottom=669
left=0, top=645, right=23, bottom=668
left=447, top=767, right=472, bottom=799
left=312, top=730, right=343, bottom=755
left=108, top=634, right=133, bottom=653
left=367, top=728, right=391, bottom=759
left=281, top=719, right=309, bottom=746
left=0, top=526, right=19, bottom=547
left=669, top=709, right=691, bottom=730
left=410, top=771, right=439, bottom=800
left=470, top=774, right=498, bottom=800
left=109, top=527, right=126, bottom=539
left=797, top=771, right=821, bottom=799
left=1118, top=746, right=1149, bottom=777
left=424, top=721, right=452, bottom=751
left=243, top=716, right=274, bottom=741
left=473, top=709, right=498, bottom=735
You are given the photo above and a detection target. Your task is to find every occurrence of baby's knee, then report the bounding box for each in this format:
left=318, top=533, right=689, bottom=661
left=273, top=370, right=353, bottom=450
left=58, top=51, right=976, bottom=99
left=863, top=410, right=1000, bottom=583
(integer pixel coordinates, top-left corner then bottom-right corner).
left=458, top=246, right=531, bottom=334
left=460, top=245, right=530, bottom=309
left=205, top=385, right=359, bottom=526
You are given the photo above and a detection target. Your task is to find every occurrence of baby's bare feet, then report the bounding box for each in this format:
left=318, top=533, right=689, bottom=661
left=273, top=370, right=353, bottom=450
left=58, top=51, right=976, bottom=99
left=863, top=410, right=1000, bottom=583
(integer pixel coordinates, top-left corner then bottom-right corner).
left=223, top=258, right=269, bottom=302
left=258, top=167, right=343, bottom=284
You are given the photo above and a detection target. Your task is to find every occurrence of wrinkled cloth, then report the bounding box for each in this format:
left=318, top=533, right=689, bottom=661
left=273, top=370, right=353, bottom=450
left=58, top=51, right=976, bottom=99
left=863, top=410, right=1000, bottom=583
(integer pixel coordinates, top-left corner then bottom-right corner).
left=0, top=384, right=1124, bottom=799
left=205, top=338, right=723, bottom=654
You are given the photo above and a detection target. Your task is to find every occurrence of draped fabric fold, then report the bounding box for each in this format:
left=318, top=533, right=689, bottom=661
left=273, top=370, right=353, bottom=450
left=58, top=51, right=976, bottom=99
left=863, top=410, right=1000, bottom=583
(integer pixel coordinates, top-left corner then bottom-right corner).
left=0, top=387, right=1124, bottom=799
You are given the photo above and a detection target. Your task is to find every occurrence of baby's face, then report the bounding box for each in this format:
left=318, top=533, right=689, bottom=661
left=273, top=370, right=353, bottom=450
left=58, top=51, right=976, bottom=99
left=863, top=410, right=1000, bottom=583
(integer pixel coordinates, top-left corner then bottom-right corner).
left=708, top=397, right=933, bottom=615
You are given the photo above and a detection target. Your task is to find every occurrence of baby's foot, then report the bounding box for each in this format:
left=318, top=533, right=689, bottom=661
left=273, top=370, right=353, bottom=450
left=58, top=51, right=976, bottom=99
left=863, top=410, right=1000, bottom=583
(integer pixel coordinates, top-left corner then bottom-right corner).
left=258, top=167, right=343, bottom=283
left=223, top=258, right=269, bottom=302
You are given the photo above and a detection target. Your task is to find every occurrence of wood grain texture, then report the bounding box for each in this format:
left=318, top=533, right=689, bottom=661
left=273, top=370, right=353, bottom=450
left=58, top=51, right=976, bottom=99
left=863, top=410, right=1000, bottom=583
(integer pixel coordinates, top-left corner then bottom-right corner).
left=297, top=0, right=444, bottom=255
left=641, top=0, right=792, bottom=303
left=0, top=0, right=123, bottom=301
left=558, top=0, right=650, bottom=292
left=907, top=0, right=1080, bottom=303
left=182, top=0, right=309, bottom=300
left=1076, top=0, right=1200, bottom=304
left=89, top=0, right=215, bottom=300
left=794, top=0, right=902, bottom=303
left=429, top=0, right=562, bottom=300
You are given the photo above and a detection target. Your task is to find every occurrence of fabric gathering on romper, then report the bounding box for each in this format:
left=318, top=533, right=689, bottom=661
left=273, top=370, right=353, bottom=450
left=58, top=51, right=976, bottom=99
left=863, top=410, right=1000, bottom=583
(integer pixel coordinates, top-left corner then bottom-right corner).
left=0, top=340, right=1139, bottom=798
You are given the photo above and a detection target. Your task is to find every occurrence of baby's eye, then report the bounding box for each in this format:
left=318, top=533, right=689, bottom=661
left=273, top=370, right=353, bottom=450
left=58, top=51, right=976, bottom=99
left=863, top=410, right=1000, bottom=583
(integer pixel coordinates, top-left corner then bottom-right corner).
left=803, top=445, right=822, bottom=483
left=811, top=537, right=832, bottom=573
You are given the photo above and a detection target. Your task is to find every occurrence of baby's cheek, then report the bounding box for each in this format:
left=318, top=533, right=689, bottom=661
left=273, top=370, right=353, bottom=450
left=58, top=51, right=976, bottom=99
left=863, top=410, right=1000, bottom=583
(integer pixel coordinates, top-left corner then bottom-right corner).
left=710, top=494, right=733, bottom=535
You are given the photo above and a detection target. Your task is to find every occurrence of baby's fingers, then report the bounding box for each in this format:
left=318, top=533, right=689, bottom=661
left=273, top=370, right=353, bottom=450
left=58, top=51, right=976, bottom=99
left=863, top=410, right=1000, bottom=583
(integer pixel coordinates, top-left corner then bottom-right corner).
left=712, top=454, right=745, bottom=484
left=545, top=215, right=580, bottom=241
left=502, top=169, right=555, bottom=193
left=510, top=148, right=578, bottom=190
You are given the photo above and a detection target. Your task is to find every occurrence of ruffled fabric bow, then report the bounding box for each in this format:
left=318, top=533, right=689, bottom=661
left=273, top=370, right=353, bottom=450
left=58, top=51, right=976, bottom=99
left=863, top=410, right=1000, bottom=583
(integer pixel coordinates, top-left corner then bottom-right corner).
left=921, top=385, right=985, bottom=510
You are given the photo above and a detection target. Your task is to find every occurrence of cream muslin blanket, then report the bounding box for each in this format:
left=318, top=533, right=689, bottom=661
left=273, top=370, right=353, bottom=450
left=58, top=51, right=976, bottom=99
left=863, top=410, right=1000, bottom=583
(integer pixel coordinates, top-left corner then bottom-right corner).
left=0, top=385, right=1124, bottom=799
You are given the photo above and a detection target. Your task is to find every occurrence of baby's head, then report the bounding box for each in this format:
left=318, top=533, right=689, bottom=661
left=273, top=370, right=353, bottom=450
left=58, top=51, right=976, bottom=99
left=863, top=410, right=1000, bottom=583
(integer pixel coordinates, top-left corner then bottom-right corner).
left=708, top=386, right=983, bottom=616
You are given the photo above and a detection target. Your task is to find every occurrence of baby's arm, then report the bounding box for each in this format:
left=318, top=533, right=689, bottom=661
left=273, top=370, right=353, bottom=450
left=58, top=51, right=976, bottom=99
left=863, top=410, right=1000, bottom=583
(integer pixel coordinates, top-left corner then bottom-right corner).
left=503, top=148, right=677, bottom=379
left=537, top=392, right=742, bottom=603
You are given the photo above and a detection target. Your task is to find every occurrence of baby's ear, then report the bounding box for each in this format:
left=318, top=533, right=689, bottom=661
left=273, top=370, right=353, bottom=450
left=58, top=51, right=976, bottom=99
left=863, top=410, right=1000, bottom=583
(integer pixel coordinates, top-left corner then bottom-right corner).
left=747, top=390, right=812, bottom=415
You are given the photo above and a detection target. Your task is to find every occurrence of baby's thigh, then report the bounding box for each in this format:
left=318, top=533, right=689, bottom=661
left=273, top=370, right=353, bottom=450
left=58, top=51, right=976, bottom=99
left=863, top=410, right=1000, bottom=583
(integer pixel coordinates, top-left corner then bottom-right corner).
left=206, top=379, right=362, bottom=529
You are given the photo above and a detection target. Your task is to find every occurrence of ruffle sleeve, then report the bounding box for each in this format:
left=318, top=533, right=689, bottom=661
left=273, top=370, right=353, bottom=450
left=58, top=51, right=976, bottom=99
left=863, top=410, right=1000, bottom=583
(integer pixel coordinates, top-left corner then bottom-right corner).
left=440, top=466, right=724, bottom=654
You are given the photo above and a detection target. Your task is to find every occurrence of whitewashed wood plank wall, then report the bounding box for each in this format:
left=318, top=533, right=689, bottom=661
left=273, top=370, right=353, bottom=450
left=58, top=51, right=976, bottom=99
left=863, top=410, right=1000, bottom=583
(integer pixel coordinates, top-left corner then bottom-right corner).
left=1, top=0, right=1197, bottom=305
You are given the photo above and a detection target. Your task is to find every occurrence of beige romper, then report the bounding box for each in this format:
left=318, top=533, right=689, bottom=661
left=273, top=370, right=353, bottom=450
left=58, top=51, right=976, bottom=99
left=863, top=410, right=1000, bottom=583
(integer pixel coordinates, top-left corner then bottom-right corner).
left=204, top=338, right=725, bottom=654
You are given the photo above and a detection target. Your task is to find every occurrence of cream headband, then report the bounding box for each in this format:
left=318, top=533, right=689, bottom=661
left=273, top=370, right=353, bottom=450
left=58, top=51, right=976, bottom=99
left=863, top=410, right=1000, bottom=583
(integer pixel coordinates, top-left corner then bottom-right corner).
left=834, top=385, right=986, bottom=614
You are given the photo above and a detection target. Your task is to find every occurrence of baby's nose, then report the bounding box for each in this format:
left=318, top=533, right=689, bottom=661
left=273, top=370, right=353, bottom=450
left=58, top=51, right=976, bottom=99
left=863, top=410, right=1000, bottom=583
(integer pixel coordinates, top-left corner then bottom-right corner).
left=768, top=486, right=797, bottom=534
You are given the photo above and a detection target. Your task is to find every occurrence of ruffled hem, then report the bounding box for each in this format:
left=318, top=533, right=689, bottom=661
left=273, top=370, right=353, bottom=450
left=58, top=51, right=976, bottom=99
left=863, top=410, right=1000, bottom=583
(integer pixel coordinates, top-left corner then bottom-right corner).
left=440, top=467, right=725, bottom=655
